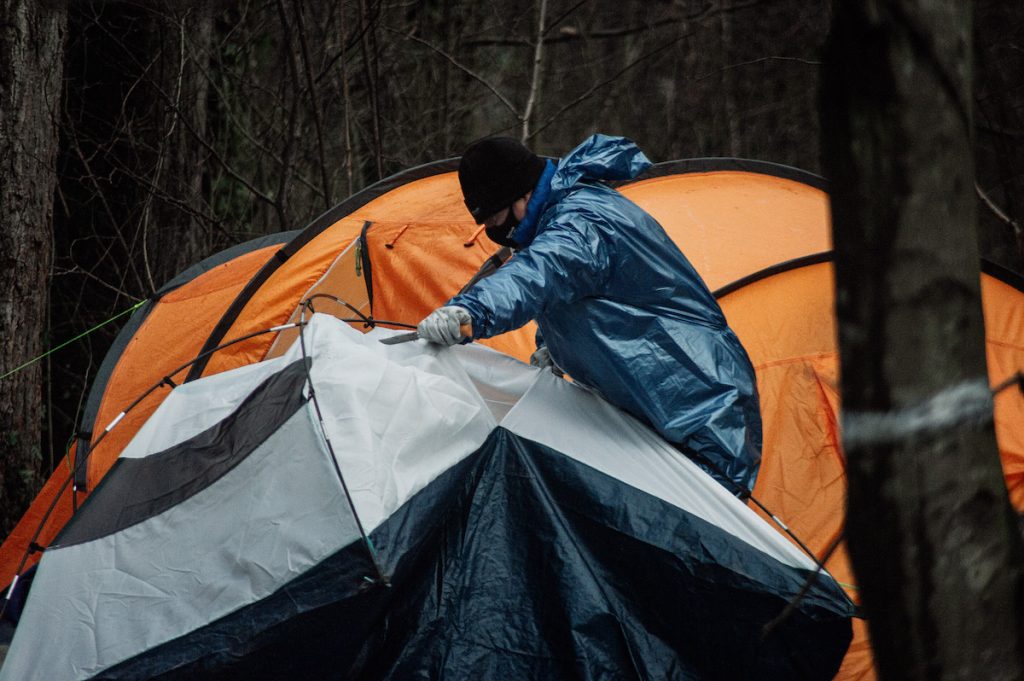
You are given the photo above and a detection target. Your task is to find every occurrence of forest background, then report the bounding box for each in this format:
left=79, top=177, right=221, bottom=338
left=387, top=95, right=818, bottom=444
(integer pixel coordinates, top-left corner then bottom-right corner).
left=4, top=1, right=1024, bottom=677
left=4, top=0, right=1023, bottom=542
left=4, top=0, right=1024, bottom=552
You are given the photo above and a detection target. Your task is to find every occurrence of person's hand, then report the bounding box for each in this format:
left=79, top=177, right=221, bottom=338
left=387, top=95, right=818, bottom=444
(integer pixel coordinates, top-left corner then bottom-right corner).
left=530, top=345, right=563, bottom=376
left=530, top=345, right=553, bottom=369
left=417, top=306, right=472, bottom=346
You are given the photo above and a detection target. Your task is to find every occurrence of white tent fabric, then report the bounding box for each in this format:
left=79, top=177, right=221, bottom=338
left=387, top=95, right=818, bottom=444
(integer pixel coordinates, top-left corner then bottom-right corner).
left=502, top=372, right=815, bottom=569
left=9, top=409, right=348, bottom=680
left=1, top=314, right=827, bottom=681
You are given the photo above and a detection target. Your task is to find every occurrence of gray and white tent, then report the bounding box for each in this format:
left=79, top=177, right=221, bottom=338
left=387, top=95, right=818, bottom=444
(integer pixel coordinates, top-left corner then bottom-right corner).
left=1, top=314, right=853, bottom=680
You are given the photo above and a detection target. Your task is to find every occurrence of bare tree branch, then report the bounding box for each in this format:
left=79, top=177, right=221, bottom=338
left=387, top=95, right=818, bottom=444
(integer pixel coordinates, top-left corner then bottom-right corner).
left=977, top=182, right=1023, bottom=237
left=82, top=6, right=281, bottom=216
left=541, top=0, right=591, bottom=38
left=385, top=26, right=521, bottom=122
left=53, top=265, right=137, bottom=300
left=467, top=0, right=764, bottom=46
left=178, top=106, right=280, bottom=210
left=338, top=2, right=355, bottom=196
left=111, top=166, right=229, bottom=239
left=358, top=0, right=384, bottom=179
left=64, top=122, right=148, bottom=295
left=527, top=34, right=687, bottom=142
left=313, top=0, right=383, bottom=84
left=197, top=60, right=323, bottom=198
left=467, top=16, right=686, bottom=46
left=140, top=9, right=190, bottom=293
left=694, top=55, right=823, bottom=82
left=293, top=0, right=333, bottom=209
left=521, top=0, right=549, bottom=142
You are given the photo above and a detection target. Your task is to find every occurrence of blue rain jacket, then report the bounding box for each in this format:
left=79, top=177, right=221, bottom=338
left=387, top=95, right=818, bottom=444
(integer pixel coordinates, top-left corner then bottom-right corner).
left=450, top=135, right=761, bottom=490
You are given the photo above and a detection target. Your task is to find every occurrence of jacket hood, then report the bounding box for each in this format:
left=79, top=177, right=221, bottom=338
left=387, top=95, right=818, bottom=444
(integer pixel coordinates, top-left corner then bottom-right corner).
left=509, top=159, right=557, bottom=249
left=549, top=134, right=652, bottom=202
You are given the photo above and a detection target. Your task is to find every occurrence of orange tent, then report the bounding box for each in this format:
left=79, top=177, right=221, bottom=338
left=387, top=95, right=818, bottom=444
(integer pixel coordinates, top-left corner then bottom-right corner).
left=3, top=158, right=1022, bottom=680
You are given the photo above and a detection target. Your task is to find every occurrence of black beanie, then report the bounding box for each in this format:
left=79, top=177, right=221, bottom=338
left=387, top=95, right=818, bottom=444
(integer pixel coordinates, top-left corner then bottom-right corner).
left=458, top=137, right=546, bottom=224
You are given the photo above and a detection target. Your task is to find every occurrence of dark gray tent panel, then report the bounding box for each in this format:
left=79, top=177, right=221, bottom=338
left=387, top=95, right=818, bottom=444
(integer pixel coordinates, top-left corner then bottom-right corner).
left=1, top=316, right=853, bottom=680
left=73, top=231, right=301, bottom=492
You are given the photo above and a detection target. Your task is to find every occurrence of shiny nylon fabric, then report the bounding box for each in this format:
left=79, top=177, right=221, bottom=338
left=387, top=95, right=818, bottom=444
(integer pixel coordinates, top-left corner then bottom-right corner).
left=9, top=157, right=1024, bottom=681
left=450, top=135, right=762, bottom=490
left=507, top=159, right=556, bottom=247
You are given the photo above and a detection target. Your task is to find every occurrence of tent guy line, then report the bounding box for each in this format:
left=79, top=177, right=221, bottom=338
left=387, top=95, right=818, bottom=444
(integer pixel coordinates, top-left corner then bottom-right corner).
left=761, top=529, right=853, bottom=641
left=0, top=299, right=147, bottom=382
left=674, top=445, right=841, bottom=583
left=301, top=292, right=417, bottom=331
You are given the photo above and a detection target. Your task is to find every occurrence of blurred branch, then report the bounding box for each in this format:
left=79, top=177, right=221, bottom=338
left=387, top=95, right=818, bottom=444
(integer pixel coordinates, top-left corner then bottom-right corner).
left=527, top=33, right=688, bottom=141
left=140, top=10, right=190, bottom=293
left=541, top=0, right=591, bottom=38
left=467, top=0, right=764, bottom=46
left=468, top=16, right=686, bottom=46
left=292, top=0, right=332, bottom=208
left=977, top=182, right=1022, bottom=237
left=359, top=0, right=384, bottom=178
left=387, top=26, right=522, bottom=121
left=521, top=0, right=549, bottom=142
left=694, top=55, right=822, bottom=82
left=979, top=122, right=1024, bottom=139
left=314, top=0, right=382, bottom=84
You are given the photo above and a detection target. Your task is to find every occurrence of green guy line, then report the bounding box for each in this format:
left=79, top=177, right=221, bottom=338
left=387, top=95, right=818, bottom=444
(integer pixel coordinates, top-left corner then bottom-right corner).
left=0, top=300, right=147, bottom=381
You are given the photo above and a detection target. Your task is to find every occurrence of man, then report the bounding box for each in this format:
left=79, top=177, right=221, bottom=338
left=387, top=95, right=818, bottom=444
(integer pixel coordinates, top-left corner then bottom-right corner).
left=417, top=134, right=762, bottom=493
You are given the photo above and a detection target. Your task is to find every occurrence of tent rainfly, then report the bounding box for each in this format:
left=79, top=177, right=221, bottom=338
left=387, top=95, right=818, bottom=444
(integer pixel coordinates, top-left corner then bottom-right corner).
left=2, top=158, right=1022, bottom=680
left=0, top=314, right=854, bottom=679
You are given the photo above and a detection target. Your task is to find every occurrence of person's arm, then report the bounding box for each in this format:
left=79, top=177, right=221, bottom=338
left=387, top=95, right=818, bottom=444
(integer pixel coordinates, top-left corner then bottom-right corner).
left=450, top=213, right=610, bottom=339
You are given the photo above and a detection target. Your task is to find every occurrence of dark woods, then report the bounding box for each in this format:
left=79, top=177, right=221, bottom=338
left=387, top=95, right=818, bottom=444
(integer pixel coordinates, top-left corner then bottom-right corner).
left=2, top=0, right=1023, bottom=537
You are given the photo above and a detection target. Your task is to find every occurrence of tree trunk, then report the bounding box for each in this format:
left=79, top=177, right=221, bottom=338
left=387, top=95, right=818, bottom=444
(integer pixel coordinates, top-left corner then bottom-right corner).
left=0, top=0, right=66, bottom=535
left=143, top=2, right=214, bottom=287
left=822, top=1, right=1024, bottom=679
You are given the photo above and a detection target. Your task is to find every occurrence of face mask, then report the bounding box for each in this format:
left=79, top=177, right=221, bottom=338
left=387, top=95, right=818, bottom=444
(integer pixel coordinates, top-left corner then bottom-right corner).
left=484, top=207, right=520, bottom=248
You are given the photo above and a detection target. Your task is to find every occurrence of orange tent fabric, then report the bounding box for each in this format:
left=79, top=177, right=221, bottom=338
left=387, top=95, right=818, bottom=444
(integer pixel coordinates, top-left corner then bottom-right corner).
left=196, top=169, right=539, bottom=377
left=722, top=259, right=1024, bottom=680
left=983, top=272, right=1024, bottom=508
left=4, top=159, right=1022, bottom=681
left=84, top=245, right=287, bottom=486
left=618, top=166, right=832, bottom=291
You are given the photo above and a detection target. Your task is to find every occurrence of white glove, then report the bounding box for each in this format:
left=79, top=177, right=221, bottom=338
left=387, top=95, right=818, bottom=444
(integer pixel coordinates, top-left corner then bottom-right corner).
left=418, top=306, right=472, bottom=346
left=530, top=345, right=554, bottom=369
left=530, top=345, right=563, bottom=376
